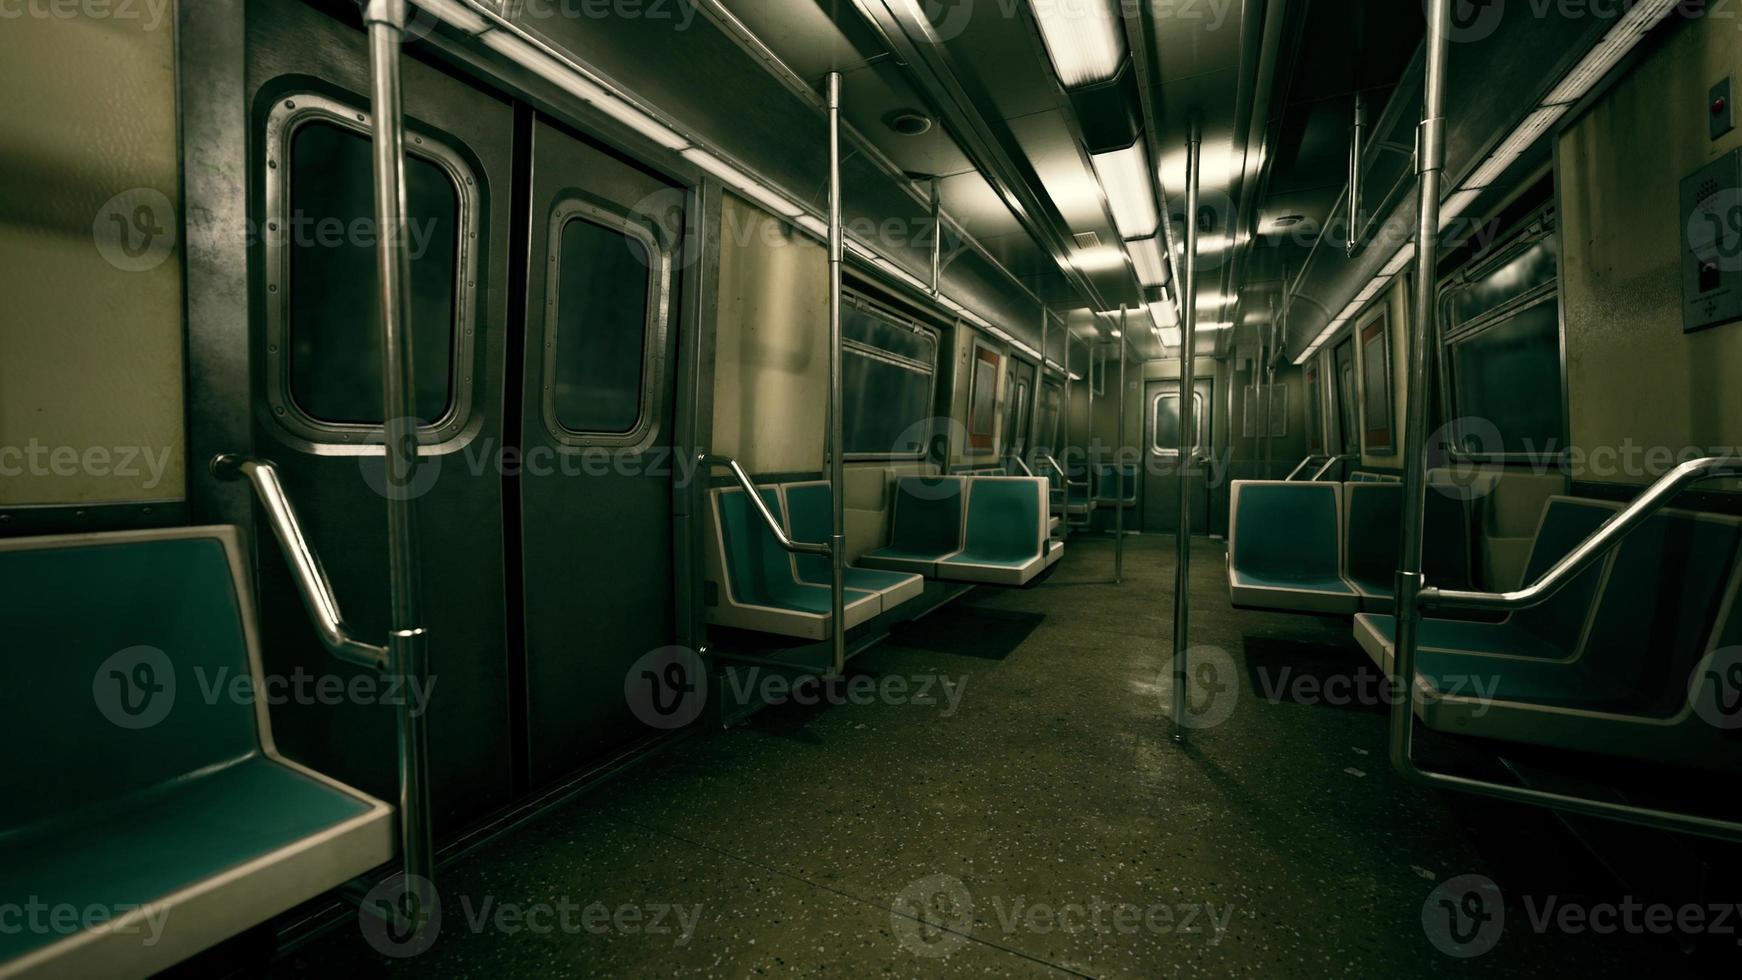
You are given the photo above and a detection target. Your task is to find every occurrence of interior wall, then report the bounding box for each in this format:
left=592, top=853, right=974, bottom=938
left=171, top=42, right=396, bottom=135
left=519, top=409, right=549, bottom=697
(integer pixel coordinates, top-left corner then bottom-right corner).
left=709, top=192, right=827, bottom=475
left=1558, top=12, right=1742, bottom=485
left=0, top=11, right=185, bottom=507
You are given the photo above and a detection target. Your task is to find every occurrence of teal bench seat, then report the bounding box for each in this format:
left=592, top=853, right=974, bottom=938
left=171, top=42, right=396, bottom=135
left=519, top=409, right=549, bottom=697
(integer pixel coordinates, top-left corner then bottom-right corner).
left=1342, top=480, right=1476, bottom=612
left=781, top=482, right=924, bottom=612
left=937, top=477, right=1054, bottom=586
left=1359, top=500, right=1742, bottom=771
left=861, top=476, right=969, bottom=578
left=0, top=528, right=394, bottom=979
left=1227, top=481, right=1359, bottom=614
left=1353, top=496, right=1622, bottom=670
left=706, top=487, right=881, bottom=640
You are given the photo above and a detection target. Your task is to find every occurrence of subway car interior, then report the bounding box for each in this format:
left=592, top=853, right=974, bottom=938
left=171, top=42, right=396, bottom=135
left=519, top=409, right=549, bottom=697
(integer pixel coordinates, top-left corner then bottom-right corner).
left=6, top=0, right=1742, bottom=975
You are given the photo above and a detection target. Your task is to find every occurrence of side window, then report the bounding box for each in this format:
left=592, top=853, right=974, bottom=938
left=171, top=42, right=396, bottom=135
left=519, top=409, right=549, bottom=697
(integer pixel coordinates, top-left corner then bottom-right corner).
left=1004, top=377, right=1030, bottom=456
left=1441, top=222, right=1563, bottom=460
left=1152, top=391, right=1206, bottom=455
left=842, top=298, right=939, bottom=457
left=268, top=95, right=477, bottom=442
left=1305, top=363, right=1323, bottom=451
left=545, top=206, right=661, bottom=438
left=1036, top=380, right=1062, bottom=456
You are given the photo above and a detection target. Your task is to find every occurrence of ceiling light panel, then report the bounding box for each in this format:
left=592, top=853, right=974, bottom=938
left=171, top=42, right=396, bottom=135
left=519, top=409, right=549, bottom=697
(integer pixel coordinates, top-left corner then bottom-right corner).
left=1029, top=0, right=1127, bottom=88
left=1089, top=142, right=1160, bottom=238
left=1128, top=236, right=1169, bottom=286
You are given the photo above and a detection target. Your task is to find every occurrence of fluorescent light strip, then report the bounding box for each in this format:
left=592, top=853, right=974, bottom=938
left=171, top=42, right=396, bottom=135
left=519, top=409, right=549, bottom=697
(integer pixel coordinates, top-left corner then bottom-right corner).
left=1127, top=236, right=1168, bottom=287
left=1089, top=142, right=1160, bottom=238
left=416, top=0, right=489, bottom=33
left=1543, top=0, right=1679, bottom=106
left=684, top=146, right=805, bottom=216
left=1148, top=299, right=1178, bottom=326
left=1029, top=0, right=1126, bottom=88
left=1462, top=105, right=1567, bottom=189
left=1159, top=327, right=1181, bottom=348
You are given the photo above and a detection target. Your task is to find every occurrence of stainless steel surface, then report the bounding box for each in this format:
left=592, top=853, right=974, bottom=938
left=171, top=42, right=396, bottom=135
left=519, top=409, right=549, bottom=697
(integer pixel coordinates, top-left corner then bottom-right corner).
left=1375, top=0, right=1742, bottom=847
left=1171, top=118, right=1202, bottom=745
left=1422, top=456, right=1742, bottom=613
left=209, top=454, right=388, bottom=671
left=700, top=455, right=831, bottom=557
left=1284, top=454, right=1324, bottom=481
left=1114, top=312, right=1127, bottom=585
left=1346, top=91, right=1364, bottom=256
left=1309, top=454, right=1350, bottom=481
left=362, top=0, right=435, bottom=921
left=827, top=71, right=847, bottom=679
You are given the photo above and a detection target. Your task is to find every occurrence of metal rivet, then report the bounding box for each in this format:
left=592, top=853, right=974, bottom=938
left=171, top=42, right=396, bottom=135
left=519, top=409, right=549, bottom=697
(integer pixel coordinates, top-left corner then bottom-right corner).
left=268, top=344, right=278, bottom=353
left=285, top=100, right=295, bottom=109
left=274, top=406, right=286, bottom=416
left=268, top=160, right=277, bottom=170
left=269, top=283, right=278, bottom=292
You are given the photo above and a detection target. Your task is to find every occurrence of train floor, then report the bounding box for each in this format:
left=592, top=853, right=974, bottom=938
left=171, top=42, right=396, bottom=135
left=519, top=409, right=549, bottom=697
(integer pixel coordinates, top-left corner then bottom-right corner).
left=276, top=535, right=1692, bottom=978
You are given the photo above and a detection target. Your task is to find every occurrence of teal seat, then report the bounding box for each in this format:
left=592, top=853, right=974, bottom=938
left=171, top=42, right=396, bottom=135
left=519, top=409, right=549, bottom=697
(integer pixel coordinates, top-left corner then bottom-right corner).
left=1365, top=505, right=1742, bottom=770
left=937, top=477, right=1051, bottom=586
left=707, top=487, right=881, bottom=640
left=0, top=529, right=393, bottom=979
left=1353, top=496, right=1622, bottom=669
left=1227, top=481, right=1359, bottom=613
left=861, top=476, right=967, bottom=578
left=781, top=482, right=924, bottom=612
left=1094, top=464, right=1137, bottom=506
left=1342, top=481, right=1475, bottom=611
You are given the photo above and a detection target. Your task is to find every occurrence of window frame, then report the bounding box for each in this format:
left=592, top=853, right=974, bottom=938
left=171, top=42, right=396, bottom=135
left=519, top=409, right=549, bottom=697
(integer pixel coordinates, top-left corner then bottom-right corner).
left=840, top=291, right=941, bottom=461
left=539, top=196, right=671, bottom=449
left=1150, top=390, right=1207, bottom=456
left=263, top=92, right=481, bottom=453
left=966, top=340, right=1002, bottom=455
left=1437, top=212, right=1564, bottom=465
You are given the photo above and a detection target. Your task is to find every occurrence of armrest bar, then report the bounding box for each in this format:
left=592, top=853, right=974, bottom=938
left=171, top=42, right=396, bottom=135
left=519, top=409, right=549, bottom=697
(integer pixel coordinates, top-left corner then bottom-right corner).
left=1309, top=454, right=1352, bottom=481
left=699, top=454, right=831, bottom=557
left=211, top=454, right=389, bottom=671
left=1284, top=454, right=1324, bottom=481
left=1420, top=455, right=1742, bottom=613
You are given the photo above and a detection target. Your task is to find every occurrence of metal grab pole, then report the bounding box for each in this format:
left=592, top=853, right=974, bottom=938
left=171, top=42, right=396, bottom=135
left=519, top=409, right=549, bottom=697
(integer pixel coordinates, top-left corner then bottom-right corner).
left=362, top=0, right=433, bottom=922
left=1172, top=117, right=1202, bottom=743
left=1035, top=307, right=1048, bottom=468
left=1115, top=308, right=1127, bottom=585
left=826, top=72, right=846, bottom=678
left=1346, top=91, right=1365, bottom=256
left=1389, top=0, right=1449, bottom=776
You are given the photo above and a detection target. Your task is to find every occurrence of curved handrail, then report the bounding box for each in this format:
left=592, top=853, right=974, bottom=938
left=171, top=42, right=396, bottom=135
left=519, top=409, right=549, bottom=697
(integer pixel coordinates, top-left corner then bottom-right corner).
left=1309, top=454, right=1352, bottom=481
left=211, top=454, right=389, bottom=671
left=1420, top=455, right=1742, bottom=613
left=1284, top=454, right=1325, bottom=481
left=698, top=454, right=831, bottom=557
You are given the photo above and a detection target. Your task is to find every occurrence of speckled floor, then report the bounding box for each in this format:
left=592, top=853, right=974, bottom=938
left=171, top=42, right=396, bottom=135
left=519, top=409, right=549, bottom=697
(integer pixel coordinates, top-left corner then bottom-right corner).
left=273, top=535, right=1692, bottom=978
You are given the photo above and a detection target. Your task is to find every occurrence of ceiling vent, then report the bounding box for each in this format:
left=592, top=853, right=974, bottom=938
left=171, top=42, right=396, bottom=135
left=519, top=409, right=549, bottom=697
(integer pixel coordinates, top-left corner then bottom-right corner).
left=1072, top=231, right=1102, bottom=249
left=884, top=110, right=934, bottom=136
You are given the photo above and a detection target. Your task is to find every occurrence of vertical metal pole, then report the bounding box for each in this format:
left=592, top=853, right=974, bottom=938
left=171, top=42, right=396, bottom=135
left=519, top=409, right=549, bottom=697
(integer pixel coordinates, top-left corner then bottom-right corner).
left=1115, top=308, right=1128, bottom=584
left=1347, top=91, right=1366, bottom=256
left=362, top=0, right=433, bottom=919
left=1036, top=307, right=1048, bottom=463
left=930, top=177, right=942, bottom=296
left=1086, top=332, right=1095, bottom=515
left=826, top=72, right=847, bottom=678
left=1391, top=0, right=1451, bottom=772
left=1172, top=117, right=1203, bottom=743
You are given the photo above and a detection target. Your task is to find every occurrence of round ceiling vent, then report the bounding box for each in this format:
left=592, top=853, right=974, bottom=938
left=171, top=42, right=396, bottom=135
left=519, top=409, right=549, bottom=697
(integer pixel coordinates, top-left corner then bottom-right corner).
left=885, top=110, right=934, bottom=136
left=1271, top=214, right=1307, bottom=228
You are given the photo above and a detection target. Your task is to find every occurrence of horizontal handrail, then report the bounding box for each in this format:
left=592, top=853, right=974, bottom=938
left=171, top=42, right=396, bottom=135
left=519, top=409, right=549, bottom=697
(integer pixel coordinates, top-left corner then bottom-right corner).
left=211, top=454, right=389, bottom=671
left=1420, top=455, right=1742, bottom=614
left=1284, top=454, right=1325, bottom=481
left=698, top=454, right=831, bottom=557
